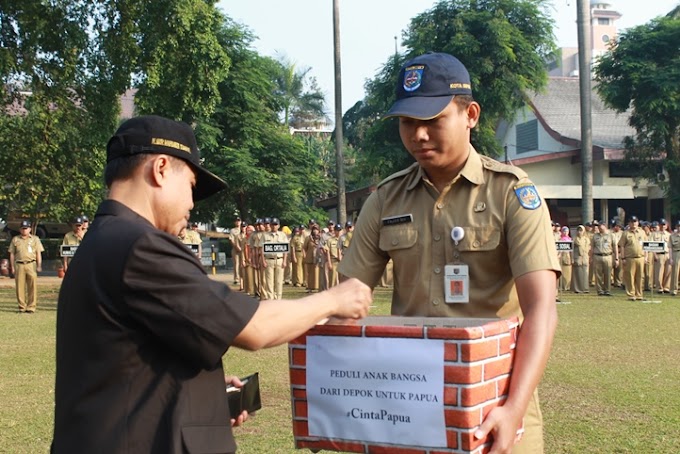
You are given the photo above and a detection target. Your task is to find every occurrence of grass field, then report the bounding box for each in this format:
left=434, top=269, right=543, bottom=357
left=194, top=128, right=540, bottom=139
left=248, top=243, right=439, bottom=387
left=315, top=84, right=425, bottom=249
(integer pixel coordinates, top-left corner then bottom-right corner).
left=0, top=278, right=679, bottom=453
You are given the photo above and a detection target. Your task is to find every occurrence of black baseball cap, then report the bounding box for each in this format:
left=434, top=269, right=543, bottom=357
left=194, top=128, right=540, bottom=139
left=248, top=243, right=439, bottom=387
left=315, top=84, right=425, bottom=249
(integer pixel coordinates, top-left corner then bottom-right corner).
left=20, top=220, right=31, bottom=228
left=271, top=218, right=280, bottom=225
left=629, top=216, right=639, bottom=222
left=106, top=115, right=227, bottom=201
left=384, top=52, right=472, bottom=120
left=73, top=216, right=84, bottom=225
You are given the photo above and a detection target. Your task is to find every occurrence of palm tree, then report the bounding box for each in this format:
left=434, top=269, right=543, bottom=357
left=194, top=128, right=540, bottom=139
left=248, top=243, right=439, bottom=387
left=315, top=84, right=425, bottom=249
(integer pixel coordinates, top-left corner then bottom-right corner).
left=274, top=54, right=328, bottom=128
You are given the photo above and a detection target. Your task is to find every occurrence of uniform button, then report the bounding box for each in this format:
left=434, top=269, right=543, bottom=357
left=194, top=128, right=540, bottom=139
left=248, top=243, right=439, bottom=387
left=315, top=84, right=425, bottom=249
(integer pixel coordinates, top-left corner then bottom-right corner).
left=454, top=253, right=460, bottom=260
left=434, top=267, right=441, bottom=274
left=437, top=203, right=444, bottom=209
left=432, top=298, right=440, bottom=306
left=434, top=234, right=441, bottom=241
left=391, top=239, right=398, bottom=246
left=473, top=240, right=480, bottom=248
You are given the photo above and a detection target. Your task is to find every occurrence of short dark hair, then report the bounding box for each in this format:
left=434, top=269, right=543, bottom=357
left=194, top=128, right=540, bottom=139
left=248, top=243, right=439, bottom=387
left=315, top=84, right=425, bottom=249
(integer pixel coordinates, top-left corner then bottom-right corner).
left=452, top=95, right=474, bottom=110
left=104, top=154, right=183, bottom=187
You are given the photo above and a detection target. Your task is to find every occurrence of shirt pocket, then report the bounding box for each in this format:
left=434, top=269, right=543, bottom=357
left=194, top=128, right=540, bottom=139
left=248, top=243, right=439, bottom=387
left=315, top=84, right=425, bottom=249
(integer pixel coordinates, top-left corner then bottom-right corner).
left=379, top=227, right=419, bottom=287
left=454, top=227, right=501, bottom=253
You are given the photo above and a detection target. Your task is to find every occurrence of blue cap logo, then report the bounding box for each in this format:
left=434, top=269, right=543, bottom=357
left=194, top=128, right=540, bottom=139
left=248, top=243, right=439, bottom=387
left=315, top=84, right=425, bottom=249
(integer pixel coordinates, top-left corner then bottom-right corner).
left=403, top=65, right=424, bottom=92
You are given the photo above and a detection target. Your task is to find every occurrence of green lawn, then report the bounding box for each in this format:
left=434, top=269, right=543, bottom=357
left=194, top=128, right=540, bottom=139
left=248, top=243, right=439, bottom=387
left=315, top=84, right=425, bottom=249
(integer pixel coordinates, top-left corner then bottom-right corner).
left=0, top=279, right=679, bottom=453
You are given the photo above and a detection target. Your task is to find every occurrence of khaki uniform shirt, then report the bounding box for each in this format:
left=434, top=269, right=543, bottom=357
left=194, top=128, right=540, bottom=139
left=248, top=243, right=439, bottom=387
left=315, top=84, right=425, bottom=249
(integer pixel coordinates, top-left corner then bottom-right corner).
left=9, top=234, right=44, bottom=262
left=327, top=237, right=341, bottom=261
left=618, top=227, right=647, bottom=258
left=591, top=232, right=616, bottom=255
left=671, top=232, right=680, bottom=251
left=263, top=231, right=288, bottom=258
left=338, top=147, right=560, bottom=319
left=573, top=234, right=590, bottom=266
left=341, top=231, right=353, bottom=250
left=290, top=234, right=304, bottom=253
left=62, top=231, right=83, bottom=246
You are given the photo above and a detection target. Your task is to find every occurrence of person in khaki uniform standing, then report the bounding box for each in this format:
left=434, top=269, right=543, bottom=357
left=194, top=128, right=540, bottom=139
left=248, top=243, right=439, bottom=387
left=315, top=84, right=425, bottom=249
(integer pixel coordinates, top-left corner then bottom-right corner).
left=610, top=220, right=623, bottom=287
left=302, top=225, right=320, bottom=292
left=8, top=220, right=44, bottom=313
left=590, top=221, right=618, bottom=296
left=325, top=223, right=343, bottom=287
left=338, top=53, right=560, bottom=454
left=653, top=219, right=671, bottom=293
left=670, top=220, right=680, bottom=295
left=618, top=216, right=647, bottom=301
left=62, top=216, right=85, bottom=272
left=262, top=218, right=288, bottom=300
left=571, top=225, right=590, bottom=293
left=557, top=226, right=573, bottom=291
left=290, top=226, right=305, bottom=287
left=229, top=217, right=242, bottom=286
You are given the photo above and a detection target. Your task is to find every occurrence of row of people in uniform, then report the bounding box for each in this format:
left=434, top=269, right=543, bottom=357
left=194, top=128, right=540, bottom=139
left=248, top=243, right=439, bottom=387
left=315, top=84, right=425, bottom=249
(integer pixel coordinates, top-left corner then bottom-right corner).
left=553, top=217, right=680, bottom=300
left=229, top=217, right=355, bottom=299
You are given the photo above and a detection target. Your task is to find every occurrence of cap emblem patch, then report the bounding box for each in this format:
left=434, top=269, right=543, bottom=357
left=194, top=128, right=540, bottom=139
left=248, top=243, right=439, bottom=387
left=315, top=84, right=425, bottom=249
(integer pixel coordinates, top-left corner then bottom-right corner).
left=403, top=65, right=424, bottom=92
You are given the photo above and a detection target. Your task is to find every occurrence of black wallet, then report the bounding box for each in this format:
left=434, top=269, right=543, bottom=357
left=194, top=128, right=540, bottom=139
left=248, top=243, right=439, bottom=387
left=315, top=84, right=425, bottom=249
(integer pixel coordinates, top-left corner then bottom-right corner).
left=226, top=372, right=262, bottom=417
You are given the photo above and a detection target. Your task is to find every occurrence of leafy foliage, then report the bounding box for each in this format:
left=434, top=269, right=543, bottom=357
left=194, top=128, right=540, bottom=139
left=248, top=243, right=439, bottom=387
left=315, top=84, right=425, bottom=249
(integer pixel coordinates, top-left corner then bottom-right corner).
left=595, top=16, right=680, bottom=213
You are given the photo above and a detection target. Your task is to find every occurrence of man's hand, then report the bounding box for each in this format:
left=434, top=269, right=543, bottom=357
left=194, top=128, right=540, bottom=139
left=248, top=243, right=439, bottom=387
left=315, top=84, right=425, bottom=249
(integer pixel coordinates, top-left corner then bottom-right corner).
left=474, top=404, right=524, bottom=454
left=225, top=375, right=252, bottom=427
left=324, top=278, right=372, bottom=320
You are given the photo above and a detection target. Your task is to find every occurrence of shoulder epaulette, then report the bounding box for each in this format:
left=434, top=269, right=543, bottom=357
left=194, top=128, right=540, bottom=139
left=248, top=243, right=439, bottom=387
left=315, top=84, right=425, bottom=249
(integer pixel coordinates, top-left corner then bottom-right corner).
left=376, top=162, right=419, bottom=189
left=480, top=155, right=528, bottom=180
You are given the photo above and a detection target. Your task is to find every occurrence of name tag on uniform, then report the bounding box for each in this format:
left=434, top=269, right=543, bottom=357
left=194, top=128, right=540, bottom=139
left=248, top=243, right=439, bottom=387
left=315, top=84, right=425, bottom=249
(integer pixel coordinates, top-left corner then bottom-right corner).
left=381, top=214, right=413, bottom=226
left=264, top=243, right=289, bottom=253
left=643, top=241, right=665, bottom=253
left=445, top=264, right=469, bottom=304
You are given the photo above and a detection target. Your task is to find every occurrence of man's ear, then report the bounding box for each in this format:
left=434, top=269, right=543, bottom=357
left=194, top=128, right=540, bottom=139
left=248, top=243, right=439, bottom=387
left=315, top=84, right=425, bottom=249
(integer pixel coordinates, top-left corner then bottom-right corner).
left=149, top=155, right=173, bottom=187
left=466, top=102, right=481, bottom=129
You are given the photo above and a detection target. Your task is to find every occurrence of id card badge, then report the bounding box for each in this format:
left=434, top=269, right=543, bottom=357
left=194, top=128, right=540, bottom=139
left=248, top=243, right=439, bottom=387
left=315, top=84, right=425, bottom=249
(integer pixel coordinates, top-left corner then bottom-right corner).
left=445, top=264, right=469, bottom=303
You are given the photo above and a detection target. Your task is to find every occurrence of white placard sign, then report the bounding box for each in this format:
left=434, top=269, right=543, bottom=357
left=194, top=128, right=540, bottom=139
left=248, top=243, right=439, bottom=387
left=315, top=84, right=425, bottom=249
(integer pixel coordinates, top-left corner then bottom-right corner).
left=306, top=336, right=445, bottom=447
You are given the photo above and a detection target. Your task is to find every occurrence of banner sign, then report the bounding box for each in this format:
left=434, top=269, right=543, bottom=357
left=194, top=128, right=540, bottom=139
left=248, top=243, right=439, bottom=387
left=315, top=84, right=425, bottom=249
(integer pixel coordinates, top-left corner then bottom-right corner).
left=60, top=245, right=78, bottom=257
left=306, top=336, right=446, bottom=447
left=186, top=244, right=200, bottom=256
left=555, top=241, right=573, bottom=251
left=263, top=243, right=289, bottom=253
left=643, top=241, right=666, bottom=253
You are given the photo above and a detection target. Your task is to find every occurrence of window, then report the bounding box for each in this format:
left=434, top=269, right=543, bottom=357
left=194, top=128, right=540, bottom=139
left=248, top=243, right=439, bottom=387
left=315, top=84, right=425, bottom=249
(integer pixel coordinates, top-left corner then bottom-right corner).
left=602, top=34, right=610, bottom=43
left=609, top=161, right=662, bottom=178
left=516, top=119, right=538, bottom=154
left=598, top=18, right=610, bottom=25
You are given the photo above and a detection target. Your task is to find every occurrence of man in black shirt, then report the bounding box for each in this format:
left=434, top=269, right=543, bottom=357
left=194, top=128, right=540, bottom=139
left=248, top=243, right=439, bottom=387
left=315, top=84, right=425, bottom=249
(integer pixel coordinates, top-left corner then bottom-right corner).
left=51, top=116, right=372, bottom=454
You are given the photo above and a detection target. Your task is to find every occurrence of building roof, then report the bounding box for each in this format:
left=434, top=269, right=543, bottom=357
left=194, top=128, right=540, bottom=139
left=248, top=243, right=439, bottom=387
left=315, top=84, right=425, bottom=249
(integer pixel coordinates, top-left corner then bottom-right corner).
left=529, top=77, right=635, bottom=149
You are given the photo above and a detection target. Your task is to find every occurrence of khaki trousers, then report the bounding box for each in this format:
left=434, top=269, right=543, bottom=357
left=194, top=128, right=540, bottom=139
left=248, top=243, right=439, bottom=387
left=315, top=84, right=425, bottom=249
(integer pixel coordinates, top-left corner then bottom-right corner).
left=671, top=250, right=680, bottom=294
left=513, top=388, right=544, bottom=454
left=264, top=257, right=284, bottom=299
left=292, top=251, right=304, bottom=286
left=233, top=252, right=242, bottom=282
left=624, top=257, right=644, bottom=299
left=654, top=253, right=670, bottom=291
left=594, top=255, right=612, bottom=294
left=15, top=261, right=38, bottom=311
left=305, top=262, right=318, bottom=291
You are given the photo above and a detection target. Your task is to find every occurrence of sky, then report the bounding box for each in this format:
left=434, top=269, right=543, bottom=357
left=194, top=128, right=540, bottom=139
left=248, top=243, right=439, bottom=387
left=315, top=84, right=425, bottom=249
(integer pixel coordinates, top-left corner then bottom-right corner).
left=219, top=0, right=679, bottom=118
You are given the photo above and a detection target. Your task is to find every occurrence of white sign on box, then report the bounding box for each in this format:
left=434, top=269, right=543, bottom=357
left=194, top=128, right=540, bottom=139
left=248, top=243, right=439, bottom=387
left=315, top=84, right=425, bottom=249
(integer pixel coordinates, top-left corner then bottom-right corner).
left=306, top=336, right=446, bottom=447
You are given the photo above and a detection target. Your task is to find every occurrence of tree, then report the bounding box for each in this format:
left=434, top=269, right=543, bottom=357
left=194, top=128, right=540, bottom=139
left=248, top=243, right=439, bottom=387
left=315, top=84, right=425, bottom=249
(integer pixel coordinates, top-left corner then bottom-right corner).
left=274, top=54, right=328, bottom=128
left=345, top=0, right=556, bottom=182
left=595, top=16, right=680, bottom=213
left=195, top=19, right=332, bottom=226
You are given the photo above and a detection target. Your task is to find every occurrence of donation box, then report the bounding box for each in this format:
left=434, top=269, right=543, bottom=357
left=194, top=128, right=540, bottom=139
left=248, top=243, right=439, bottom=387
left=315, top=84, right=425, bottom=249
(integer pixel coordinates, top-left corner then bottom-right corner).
left=288, top=316, right=520, bottom=454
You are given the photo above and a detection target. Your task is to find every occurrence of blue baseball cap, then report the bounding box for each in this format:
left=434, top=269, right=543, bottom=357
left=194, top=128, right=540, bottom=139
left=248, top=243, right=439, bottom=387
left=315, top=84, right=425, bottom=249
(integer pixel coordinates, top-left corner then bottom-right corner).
left=385, top=52, right=472, bottom=120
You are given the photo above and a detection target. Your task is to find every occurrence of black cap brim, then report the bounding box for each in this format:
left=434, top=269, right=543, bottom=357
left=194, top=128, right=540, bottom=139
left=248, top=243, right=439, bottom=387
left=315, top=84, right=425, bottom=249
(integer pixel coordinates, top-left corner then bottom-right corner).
left=384, top=95, right=454, bottom=120
left=192, top=165, right=228, bottom=201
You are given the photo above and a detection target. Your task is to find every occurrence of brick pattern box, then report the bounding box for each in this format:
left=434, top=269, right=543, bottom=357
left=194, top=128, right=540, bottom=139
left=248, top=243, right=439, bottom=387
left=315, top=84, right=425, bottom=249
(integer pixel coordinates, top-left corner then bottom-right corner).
left=288, top=316, right=520, bottom=454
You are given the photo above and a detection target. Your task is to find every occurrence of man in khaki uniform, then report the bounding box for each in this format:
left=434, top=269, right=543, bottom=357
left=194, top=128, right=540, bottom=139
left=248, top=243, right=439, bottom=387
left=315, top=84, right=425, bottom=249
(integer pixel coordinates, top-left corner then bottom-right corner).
left=262, top=218, right=288, bottom=300
left=325, top=223, right=343, bottom=287
left=229, top=217, right=242, bottom=286
left=610, top=220, right=623, bottom=287
left=338, top=53, right=560, bottom=454
left=670, top=220, right=680, bottom=295
left=62, top=216, right=84, bottom=272
left=618, top=216, right=647, bottom=300
left=188, top=222, right=202, bottom=258
left=290, top=226, right=305, bottom=287
left=590, top=221, right=618, bottom=296
left=178, top=223, right=202, bottom=259
left=8, top=220, right=44, bottom=313
left=655, top=219, right=671, bottom=293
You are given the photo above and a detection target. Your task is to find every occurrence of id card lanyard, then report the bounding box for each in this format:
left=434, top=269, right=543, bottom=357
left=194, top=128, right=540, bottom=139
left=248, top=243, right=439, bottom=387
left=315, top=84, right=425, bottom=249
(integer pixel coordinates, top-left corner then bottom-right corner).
left=445, top=226, right=469, bottom=303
